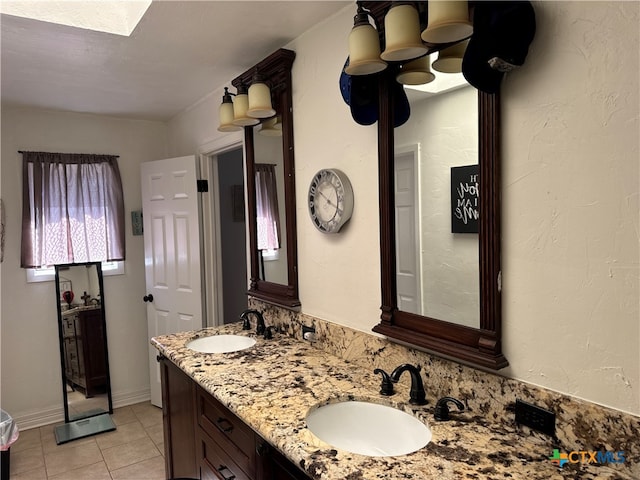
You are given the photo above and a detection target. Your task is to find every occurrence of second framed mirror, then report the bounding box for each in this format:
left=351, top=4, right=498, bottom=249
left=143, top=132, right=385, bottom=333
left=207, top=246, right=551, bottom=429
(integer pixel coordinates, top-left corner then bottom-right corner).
left=232, top=49, right=300, bottom=308
left=362, top=1, right=507, bottom=369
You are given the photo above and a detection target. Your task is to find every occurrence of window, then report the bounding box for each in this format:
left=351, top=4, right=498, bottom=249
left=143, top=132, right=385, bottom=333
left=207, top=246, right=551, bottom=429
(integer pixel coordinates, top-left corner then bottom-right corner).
left=21, top=151, right=125, bottom=268
left=26, top=261, right=124, bottom=283
left=255, top=164, right=281, bottom=252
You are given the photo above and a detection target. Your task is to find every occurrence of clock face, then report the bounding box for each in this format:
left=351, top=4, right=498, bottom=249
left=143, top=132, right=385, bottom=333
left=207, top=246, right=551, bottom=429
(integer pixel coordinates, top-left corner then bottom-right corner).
left=308, top=169, right=354, bottom=233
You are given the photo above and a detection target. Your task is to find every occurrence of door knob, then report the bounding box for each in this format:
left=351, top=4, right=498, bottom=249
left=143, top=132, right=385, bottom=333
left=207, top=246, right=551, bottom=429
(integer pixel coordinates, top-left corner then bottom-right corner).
left=143, top=294, right=154, bottom=303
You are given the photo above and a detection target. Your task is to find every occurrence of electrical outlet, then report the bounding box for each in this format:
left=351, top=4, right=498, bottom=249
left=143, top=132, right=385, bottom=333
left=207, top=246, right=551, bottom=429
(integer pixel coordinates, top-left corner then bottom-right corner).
left=515, top=399, right=556, bottom=436
left=302, top=325, right=316, bottom=342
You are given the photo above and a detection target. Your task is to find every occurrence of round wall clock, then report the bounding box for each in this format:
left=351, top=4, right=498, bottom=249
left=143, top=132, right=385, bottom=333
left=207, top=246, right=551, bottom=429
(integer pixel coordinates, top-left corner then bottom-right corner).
left=308, top=168, right=354, bottom=233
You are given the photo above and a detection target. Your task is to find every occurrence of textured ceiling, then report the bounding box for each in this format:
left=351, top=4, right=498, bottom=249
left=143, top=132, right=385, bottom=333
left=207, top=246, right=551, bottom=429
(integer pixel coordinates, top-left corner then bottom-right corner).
left=1, top=1, right=350, bottom=120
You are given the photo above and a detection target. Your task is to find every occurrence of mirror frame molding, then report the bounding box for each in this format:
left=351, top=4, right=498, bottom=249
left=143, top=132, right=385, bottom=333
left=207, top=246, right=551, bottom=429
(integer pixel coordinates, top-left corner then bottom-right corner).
left=367, top=3, right=507, bottom=369
left=232, top=49, right=300, bottom=309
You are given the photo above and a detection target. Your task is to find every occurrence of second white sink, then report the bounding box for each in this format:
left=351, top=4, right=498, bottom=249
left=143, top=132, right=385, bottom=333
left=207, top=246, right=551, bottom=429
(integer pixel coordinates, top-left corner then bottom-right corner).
left=186, top=335, right=256, bottom=354
left=305, top=400, right=431, bottom=457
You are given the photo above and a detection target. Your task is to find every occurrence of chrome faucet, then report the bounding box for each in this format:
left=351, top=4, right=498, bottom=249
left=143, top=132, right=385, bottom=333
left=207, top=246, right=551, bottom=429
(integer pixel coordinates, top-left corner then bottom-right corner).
left=390, top=364, right=427, bottom=405
left=239, top=309, right=266, bottom=335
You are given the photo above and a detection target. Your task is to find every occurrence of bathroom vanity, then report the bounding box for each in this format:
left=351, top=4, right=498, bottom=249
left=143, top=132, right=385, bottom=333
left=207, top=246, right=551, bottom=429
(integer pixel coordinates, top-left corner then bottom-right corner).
left=160, top=356, right=309, bottom=480
left=153, top=321, right=637, bottom=480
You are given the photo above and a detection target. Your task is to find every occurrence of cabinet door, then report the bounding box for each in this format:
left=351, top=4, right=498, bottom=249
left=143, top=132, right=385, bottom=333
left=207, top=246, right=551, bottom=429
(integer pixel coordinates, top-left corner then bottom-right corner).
left=256, top=440, right=311, bottom=480
left=160, top=357, right=198, bottom=480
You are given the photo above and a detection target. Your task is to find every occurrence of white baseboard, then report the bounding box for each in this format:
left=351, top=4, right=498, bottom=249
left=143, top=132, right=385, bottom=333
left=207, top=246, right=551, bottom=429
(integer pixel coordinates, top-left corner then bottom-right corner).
left=111, top=388, right=151, bottom=409
left=13, top=405, right=65, bottom=431
left=13, top=388, right=152, bottom=431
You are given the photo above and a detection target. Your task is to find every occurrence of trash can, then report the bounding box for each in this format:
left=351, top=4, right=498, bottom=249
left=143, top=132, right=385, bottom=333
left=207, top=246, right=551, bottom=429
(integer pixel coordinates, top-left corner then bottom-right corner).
left=0, top=409, right=19, bottom=480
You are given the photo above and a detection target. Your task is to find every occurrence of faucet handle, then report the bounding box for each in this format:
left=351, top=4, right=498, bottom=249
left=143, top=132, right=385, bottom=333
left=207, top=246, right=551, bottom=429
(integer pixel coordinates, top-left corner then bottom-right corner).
left=373, top=368, right=395, bottom=396
left=239, top=309, right=252, bottom=330
left=263, top=325, right=276, bottom=340
left=434, top=396, right=465, bottom=421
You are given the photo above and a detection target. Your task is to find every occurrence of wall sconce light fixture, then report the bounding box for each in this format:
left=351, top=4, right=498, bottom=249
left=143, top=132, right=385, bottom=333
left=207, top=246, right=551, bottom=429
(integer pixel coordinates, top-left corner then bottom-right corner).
left=217, top=73, right=277, bottom=131
left=421, top=0, right=473, bottom=44
left=380, top=3, right=428, bottom=62
left=247, top=73, right=276, bottom=118
left=344, top=1, right=471, bottom=86
left=258, top=116, right=283, bottom=137
left=396, top=54, right=435, bottom=85
left=432, top=39, right=468, bottom=73
left=232, top=84, right=260, bottom=126
left=345, top=3, right=387, bottom=75
left=217, top=87, right=242, bottom=132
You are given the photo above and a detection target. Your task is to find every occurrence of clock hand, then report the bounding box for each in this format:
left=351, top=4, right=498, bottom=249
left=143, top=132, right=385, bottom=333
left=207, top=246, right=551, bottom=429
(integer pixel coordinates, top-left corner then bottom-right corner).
left=318, top=190, right=337, bottom=208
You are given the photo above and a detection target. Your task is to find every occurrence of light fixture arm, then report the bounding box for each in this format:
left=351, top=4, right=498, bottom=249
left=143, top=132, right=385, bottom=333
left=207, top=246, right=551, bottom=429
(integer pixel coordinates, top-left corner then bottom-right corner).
left=221, top=86, right=236, bottom=103
left=355, top=1, right=381, bottom=32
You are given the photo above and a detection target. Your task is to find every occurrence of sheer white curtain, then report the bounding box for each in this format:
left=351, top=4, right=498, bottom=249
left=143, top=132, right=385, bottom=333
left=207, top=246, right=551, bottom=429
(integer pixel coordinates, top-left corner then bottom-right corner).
left=255, top=164, right=281, bottom=251
left=21, top=151, right=125, bottom=268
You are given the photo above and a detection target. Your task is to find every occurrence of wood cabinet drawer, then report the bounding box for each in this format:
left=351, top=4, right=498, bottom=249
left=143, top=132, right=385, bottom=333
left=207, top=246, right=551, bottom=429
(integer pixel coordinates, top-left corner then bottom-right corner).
left=199, top=430, right=252, bottom=480
left=196, top=386, right=256, bottom=478
left=62, top=318, right=76, bottom=337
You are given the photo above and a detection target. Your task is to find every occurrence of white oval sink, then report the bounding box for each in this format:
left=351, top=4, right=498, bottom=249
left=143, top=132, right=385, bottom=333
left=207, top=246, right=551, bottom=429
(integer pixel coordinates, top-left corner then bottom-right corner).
left=305, top=401, right=431, bottom=457
left=186, top=335, right=256, bottom=354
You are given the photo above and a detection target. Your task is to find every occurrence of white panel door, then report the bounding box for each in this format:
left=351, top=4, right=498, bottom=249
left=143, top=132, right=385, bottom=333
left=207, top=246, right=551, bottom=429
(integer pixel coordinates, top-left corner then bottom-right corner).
left=395, top=149, right=422, bottom=315
left=141, top=156, right=203, bottom=407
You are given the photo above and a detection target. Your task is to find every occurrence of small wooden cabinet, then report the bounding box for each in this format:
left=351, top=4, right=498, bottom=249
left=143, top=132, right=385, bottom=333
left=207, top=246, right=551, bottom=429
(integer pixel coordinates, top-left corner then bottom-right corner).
left=159, top=357, right=310, bottom=480
left=61, top=308, right=107, bottom=397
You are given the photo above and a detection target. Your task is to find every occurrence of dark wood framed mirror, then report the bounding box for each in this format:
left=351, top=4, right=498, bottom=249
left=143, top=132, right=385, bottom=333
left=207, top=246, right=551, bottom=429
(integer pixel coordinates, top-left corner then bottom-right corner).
left=232, top=49, right=300, bottom=309
left=54, top=262, right=115, bottom=444
left=365, top=2, right=507, bottom=369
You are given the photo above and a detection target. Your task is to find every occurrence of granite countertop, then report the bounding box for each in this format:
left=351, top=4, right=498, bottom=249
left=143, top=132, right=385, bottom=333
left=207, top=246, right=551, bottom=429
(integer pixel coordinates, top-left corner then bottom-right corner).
left=152, top=323, right=632, bottom=480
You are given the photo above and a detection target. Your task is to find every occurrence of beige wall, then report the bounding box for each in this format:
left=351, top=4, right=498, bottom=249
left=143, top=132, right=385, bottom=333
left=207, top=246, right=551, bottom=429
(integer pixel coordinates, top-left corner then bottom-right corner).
left=0, top=107, right=168, bottom=425
left=169, top=2, right=639, bottom=415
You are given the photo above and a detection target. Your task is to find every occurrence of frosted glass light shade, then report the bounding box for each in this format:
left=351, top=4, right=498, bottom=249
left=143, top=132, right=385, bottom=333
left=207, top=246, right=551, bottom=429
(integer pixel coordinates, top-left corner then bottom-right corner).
left=258, top=117, right=282, bottom=137
left=381, top=3, right=428, bottom=62
left=432, top=40, right=468, bottom=73
left=346, top=22, right=387, bottom=75
left=422, top=1, right=473, bottom=44
left=232, top=91, right=259, bottom=126
left=396, top=55, right=435, bottom=85
left=247, top=81, right=276, bottom=118
left=218, top=101, right=241, bottom=132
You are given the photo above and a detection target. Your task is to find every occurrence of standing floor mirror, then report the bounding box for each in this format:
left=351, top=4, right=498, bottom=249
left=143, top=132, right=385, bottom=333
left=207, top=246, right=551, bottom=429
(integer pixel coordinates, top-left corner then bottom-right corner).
left=54, top=262, right=115, bottom=444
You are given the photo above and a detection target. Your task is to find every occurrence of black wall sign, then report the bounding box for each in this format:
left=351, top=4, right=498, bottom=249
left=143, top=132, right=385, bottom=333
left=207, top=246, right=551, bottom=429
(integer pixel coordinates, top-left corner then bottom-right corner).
left=451, top=164, right=479, bottom=234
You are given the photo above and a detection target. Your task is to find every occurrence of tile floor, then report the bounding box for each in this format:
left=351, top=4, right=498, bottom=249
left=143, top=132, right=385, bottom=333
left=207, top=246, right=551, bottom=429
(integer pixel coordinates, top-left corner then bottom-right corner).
left=8, top=402, right=166, bottom=480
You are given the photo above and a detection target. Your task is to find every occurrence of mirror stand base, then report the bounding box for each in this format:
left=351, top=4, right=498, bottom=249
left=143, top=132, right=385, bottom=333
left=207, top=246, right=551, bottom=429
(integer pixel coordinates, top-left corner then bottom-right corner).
left=54, top=413, right=116, bottom=445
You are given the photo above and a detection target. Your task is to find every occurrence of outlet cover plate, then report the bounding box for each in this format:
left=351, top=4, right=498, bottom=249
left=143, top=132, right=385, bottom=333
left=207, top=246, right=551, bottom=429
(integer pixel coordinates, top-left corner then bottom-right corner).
left=515, top=399, right=556, bottom=436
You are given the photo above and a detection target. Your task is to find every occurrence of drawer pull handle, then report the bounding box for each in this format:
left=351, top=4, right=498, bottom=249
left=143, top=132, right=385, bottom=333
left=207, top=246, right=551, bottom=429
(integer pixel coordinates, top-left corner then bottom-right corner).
left=216, top=417, right=234, bottom=433
left=217, top=465, right=236, bottom=480
left=256, top=441, right=269, bottom=456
